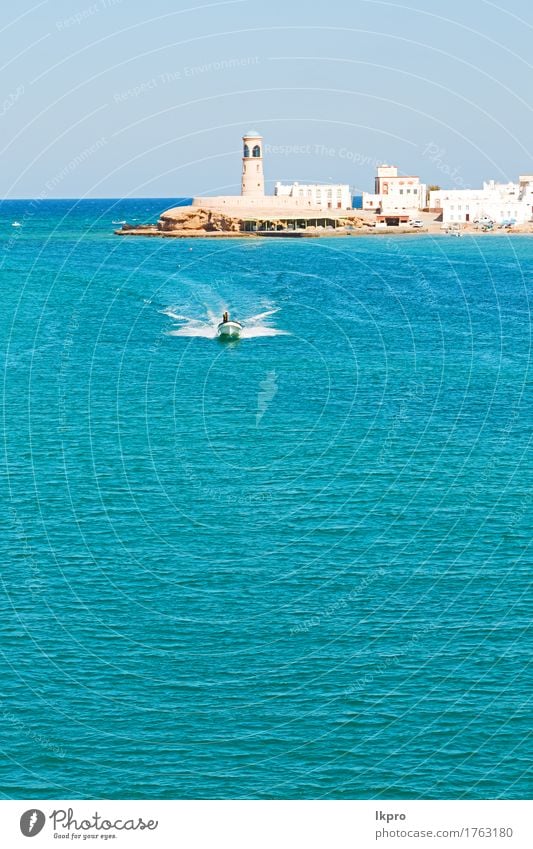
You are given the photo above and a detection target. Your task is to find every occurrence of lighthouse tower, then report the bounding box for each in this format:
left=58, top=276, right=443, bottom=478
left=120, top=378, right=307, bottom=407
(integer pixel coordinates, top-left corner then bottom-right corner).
left=241, top=130, right=264, bottom=197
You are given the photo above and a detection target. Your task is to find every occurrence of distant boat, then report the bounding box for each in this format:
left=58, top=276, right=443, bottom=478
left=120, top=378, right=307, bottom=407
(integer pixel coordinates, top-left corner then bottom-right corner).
left=11, top=221, right=21, bottom=227
left=217, top=312, right=243, bottom=340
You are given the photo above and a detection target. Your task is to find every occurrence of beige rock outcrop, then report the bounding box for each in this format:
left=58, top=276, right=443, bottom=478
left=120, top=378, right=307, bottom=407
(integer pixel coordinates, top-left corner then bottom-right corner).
left=158, top=207, right=242, bottom=233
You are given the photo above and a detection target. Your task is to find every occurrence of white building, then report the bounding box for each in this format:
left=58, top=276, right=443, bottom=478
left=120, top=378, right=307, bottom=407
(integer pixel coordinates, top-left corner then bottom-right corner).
left=430, top=177, right=533, bottom=225
left=274, top=181, right=352, bottom=210
left=362, top=164, right=427, bottom=212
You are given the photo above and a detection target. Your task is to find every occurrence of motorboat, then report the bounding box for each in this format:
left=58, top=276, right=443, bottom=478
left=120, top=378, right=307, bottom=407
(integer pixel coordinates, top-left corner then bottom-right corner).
left=217, top=312, right=243, bottom=339
left=217, top=318, right=243, bottom=339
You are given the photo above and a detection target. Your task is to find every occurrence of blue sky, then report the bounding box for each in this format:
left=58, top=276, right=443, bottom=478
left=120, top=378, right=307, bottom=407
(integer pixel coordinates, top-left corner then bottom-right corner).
left=2, top=0, right=533, bottom=198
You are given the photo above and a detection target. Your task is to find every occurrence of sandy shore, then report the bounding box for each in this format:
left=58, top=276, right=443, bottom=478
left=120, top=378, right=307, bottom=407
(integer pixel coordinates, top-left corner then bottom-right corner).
left=116, top=224, right=533, bottom=238
left=115, top=209, right=533, bottom=239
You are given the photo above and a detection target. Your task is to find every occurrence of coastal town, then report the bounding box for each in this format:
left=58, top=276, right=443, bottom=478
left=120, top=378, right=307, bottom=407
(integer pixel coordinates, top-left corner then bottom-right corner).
left=117, top=130, right=533, bottom=238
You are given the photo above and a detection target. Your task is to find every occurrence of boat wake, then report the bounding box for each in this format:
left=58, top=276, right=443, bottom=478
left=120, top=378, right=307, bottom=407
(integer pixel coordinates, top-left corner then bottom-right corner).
left=162, top=307, right=287, bottom=340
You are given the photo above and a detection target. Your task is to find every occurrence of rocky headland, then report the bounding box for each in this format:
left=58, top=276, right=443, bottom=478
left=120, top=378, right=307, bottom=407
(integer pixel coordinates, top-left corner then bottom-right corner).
left=115, top=205, right=374, bottom=238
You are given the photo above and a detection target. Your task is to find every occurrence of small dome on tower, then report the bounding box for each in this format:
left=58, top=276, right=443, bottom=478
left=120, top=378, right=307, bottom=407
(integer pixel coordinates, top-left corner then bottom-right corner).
left=243, top=129, right=262, bottom=138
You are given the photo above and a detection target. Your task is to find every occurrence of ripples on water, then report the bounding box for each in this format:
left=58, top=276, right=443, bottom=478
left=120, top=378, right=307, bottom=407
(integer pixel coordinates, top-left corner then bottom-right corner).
left=0, top=199, right=531, bottom=799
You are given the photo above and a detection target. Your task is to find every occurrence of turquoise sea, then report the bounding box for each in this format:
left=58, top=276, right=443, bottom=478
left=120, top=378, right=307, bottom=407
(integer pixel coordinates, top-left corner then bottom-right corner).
left=0, top=199, right=530, bottom=799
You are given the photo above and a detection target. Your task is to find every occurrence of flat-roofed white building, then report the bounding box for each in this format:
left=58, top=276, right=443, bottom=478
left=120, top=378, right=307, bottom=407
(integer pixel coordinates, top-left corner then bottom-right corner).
left=274, top=181, right=352, bottom=210
left=430, top=178, right=533, bottom=224
left=519, top=175, right=533, bottom=200
left=362, top=164, right=427, bottom=212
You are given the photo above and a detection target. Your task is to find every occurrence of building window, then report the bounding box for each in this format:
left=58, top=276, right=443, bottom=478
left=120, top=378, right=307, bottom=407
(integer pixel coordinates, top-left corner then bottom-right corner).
left=252, top=145, right=261, bottom=157
left=243, top=144, right=250, bottom=157
left=400, top=189, right=403, bottom=194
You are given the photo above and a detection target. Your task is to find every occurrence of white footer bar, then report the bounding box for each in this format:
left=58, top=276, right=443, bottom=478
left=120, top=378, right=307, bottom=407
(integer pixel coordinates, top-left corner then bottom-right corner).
left=1, top=799, right=531, bottom=848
